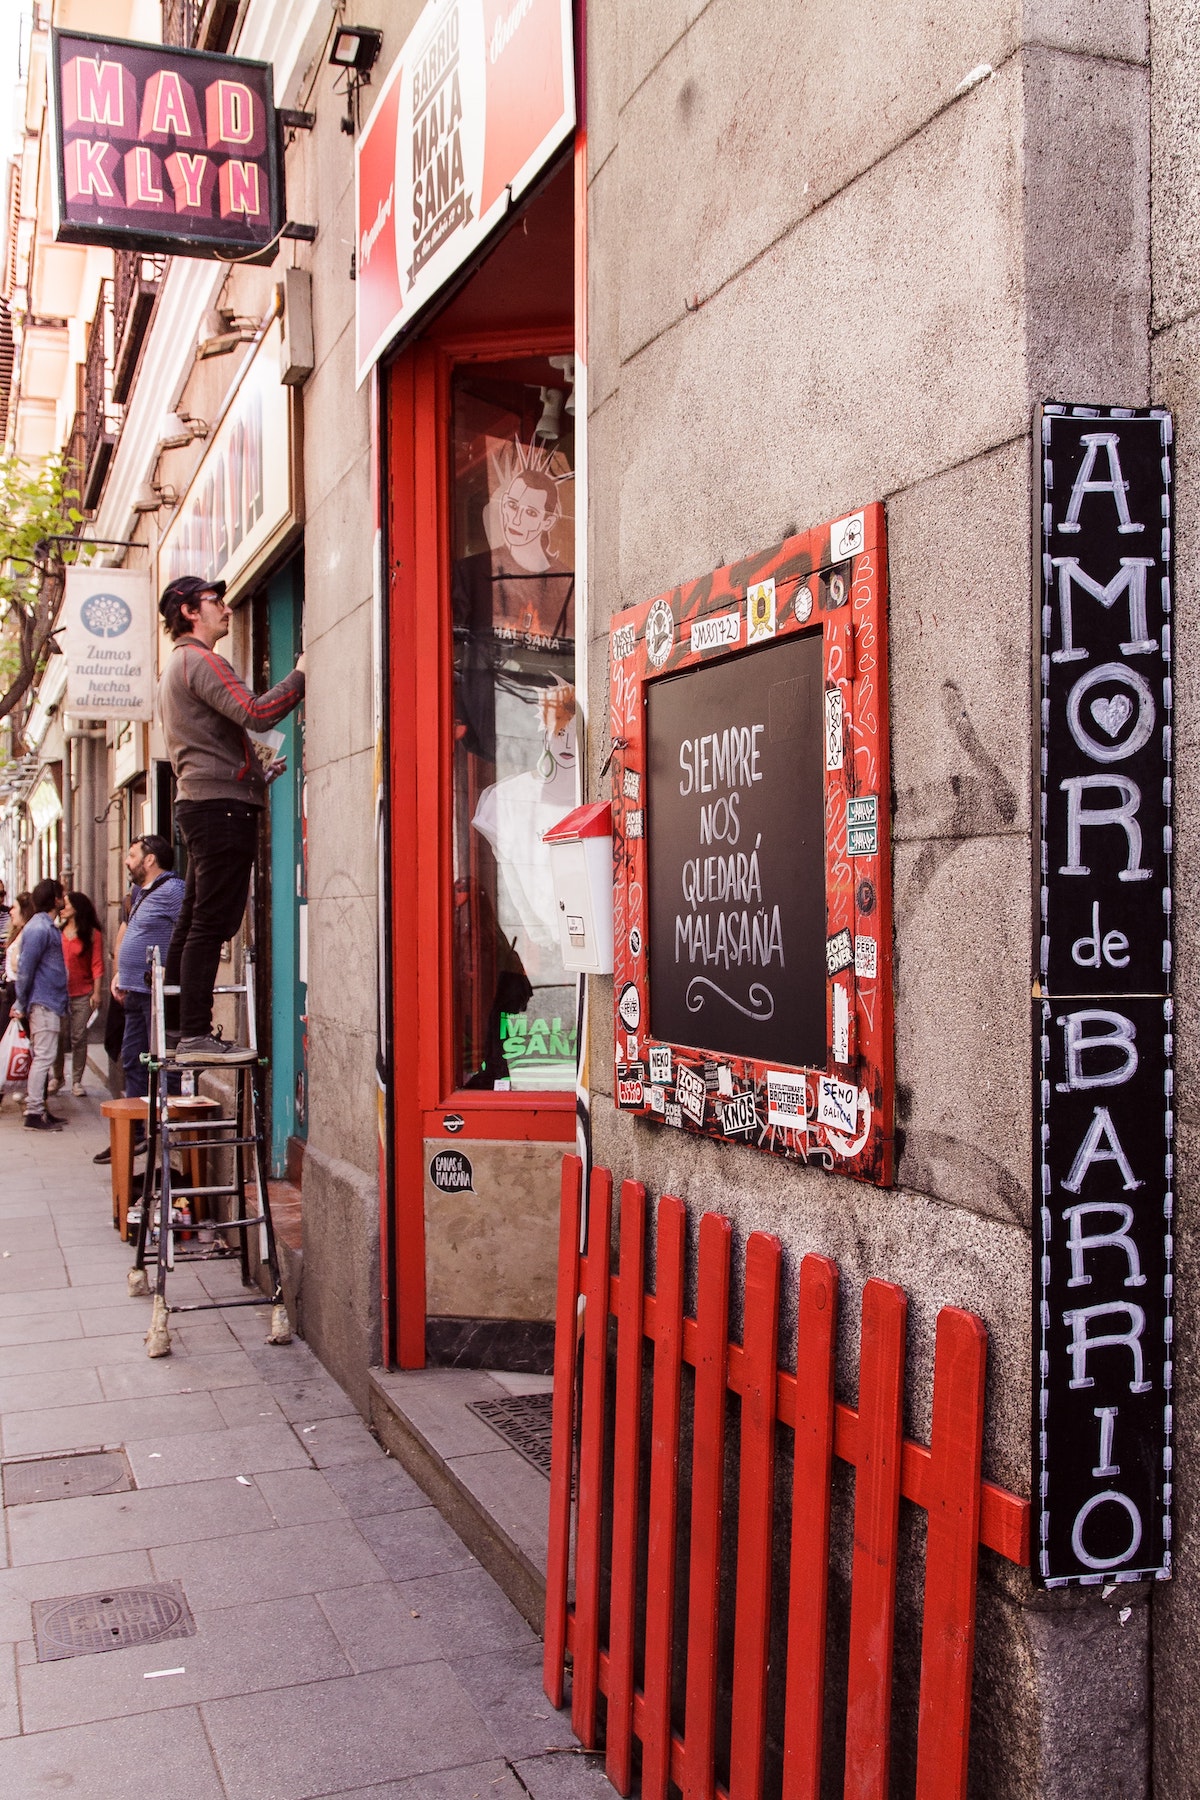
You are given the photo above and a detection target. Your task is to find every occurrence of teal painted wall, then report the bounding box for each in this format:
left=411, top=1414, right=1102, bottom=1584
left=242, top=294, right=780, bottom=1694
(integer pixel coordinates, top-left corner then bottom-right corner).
left=266, top=558, right=306, bottom=1176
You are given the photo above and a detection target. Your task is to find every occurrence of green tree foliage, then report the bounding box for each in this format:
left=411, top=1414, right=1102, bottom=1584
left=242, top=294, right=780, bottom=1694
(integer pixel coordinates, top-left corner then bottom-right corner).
left=0, top=452, right=91, bottom=732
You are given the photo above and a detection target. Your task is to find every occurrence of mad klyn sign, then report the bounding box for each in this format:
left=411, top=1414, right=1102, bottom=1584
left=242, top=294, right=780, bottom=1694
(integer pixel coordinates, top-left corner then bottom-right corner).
left=49, top=30, right=282, bottom=258
left=1035, top=404, right=1174, bottom=1586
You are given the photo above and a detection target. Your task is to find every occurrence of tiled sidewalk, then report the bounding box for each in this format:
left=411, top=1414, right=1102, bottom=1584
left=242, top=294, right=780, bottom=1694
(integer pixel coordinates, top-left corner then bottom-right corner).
left=0, top=1088, right=606, bottom=1800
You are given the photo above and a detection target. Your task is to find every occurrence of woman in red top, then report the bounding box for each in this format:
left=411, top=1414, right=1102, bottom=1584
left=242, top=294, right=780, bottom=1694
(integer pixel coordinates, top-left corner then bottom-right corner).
left=54, top=891, right=103, bottom=1096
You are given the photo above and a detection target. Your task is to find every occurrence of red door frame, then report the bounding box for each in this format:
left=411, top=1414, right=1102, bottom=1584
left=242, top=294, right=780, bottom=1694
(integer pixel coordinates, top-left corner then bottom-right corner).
left=387, top=326, right=578, bottom=1367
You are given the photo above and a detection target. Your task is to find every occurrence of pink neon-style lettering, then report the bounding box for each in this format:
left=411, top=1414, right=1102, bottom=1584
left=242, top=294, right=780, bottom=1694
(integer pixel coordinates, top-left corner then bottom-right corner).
left=64, top=139, right=120, bottom=205
left=62, top=56, right=136, bottom=139
left=218, top=159, right=262, bottom=220
left=124, top=145, right=167, bottom=209
left=165, top=150, right=213, bottom=213
left=139, top=69, right=202, bottom=145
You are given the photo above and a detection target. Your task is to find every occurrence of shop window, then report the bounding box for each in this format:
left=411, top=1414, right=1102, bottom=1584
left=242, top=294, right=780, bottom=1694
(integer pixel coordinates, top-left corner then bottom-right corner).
left=449, top=356, right=576, bottom=1092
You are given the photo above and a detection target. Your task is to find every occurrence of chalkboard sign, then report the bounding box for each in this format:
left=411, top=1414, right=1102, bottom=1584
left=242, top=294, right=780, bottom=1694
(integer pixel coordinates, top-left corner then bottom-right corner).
left=1035, top=405, right=1175, bottom=1587
left=646, top=632, right=826, bottom=1067
left=608, top=506, right=894, bottom=1186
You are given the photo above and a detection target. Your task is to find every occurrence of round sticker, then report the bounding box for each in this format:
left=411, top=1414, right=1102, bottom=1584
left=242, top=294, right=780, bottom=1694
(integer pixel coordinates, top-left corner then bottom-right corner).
left=629, top=926, right=642, bottom=958
left=441, top=1113, right=466, bottom=1134
left=855, top=879, right=876, bottom=916
left=794, top=584, right=813, bottom=623
left=618, top=982, right=641, bottom=1031
left=644, top=599, right=674, bottom=669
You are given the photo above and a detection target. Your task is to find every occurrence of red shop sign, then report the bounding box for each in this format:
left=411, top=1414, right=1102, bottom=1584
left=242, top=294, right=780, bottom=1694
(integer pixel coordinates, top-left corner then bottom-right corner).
left=354, top=0, right=575, bottom=384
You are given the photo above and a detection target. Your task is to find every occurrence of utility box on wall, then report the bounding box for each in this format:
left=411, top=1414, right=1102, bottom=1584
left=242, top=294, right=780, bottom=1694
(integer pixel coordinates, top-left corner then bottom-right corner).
left=607, top=506, right=894, bottom=1184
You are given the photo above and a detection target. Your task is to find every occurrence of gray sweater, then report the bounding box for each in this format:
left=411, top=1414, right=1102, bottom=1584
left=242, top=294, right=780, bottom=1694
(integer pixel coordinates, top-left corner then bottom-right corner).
left=158, top=637, right=305, bottom=806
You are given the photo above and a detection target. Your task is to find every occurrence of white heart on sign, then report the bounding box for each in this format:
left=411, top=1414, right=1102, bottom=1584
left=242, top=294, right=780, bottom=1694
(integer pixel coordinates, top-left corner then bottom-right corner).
left=1091, top=694, right=1133, bottom=738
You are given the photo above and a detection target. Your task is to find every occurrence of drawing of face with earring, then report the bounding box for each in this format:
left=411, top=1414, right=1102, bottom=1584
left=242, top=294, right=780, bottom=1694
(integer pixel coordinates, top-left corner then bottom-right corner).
left=535, top=680, right=576, bottom=795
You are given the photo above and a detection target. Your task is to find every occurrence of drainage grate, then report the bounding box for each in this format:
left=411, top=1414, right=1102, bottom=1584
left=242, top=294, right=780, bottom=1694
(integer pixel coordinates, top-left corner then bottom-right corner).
left=32, top=1582, right=196, bottom=1663
left=3, top=1450, right=133, bottom=1507
left=467, top=1391, right=554, bottom=1479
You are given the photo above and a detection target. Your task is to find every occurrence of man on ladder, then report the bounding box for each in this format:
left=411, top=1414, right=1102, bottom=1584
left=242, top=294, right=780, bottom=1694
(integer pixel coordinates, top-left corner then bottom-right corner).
left=157, top=575, right=306, bottom=1064
left=131, top=575, right=305, bottom=1359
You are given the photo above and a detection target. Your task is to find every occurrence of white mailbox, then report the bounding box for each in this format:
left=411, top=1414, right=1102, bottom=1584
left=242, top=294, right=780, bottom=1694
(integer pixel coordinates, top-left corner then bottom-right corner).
left=543, top=800, right=614, bottom=975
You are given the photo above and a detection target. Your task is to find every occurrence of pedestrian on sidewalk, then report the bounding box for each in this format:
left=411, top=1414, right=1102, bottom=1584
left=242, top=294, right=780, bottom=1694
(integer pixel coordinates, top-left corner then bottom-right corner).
left=0, top=889, right=30, bottom=1024
left=52, top=890, right=103, bottom=1096
left=157, top=575, right=305, bottom=1066
left=92, top=836, right=186, bottom=1166
left=11, top=877, right=67, bottom=1130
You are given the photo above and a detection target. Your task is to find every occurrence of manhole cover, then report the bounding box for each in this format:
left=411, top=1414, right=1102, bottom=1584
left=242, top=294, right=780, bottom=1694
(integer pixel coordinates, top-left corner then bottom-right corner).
left=3, top=1450, right=133, bottom=1506
left=467, top=1392, right=554, bottom=1479
left=32, top=1582, right=196, bottom=1662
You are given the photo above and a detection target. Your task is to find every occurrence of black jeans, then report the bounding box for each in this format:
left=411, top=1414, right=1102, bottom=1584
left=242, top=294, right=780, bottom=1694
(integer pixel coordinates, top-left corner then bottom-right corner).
left=167, top=800, right=260, bottom=1038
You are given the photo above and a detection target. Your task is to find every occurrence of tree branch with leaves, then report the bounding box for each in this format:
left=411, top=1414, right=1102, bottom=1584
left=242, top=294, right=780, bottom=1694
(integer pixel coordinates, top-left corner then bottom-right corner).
left=0, top=452, right=92, bottom=735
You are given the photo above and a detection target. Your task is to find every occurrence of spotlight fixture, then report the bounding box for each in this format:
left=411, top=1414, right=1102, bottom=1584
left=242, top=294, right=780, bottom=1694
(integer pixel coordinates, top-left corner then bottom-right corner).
left=159, top=412, right=208, bottom=450
left=329, top=25, right=384, bottom=133
left=534, top=386, right=563, bottom=443
left=329, top=25, right=383, bottom=73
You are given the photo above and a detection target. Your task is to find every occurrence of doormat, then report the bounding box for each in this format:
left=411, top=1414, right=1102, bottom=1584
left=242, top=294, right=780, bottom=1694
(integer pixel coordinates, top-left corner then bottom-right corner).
left=467, top=1392, right=554, bottom=1480
left=32, top=1581, right=196, bottom=1662
left=3, top=1449, right=133, bottom=1506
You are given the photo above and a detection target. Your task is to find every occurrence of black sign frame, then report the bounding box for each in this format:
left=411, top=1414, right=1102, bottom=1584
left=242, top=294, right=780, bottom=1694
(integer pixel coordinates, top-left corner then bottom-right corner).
left=1034, top=403, right=1175, bottom=1587
left=49, top=29, right=284, bottom=260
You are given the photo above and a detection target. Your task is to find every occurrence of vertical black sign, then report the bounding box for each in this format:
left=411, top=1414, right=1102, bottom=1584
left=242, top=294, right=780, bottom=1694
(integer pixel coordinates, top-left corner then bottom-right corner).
left=1036, top=405, right=1174, bottom=1586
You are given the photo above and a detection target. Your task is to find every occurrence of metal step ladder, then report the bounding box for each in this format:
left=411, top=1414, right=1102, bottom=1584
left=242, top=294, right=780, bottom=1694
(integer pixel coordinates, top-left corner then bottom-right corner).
left=128, top=947, right=292, bottom=1359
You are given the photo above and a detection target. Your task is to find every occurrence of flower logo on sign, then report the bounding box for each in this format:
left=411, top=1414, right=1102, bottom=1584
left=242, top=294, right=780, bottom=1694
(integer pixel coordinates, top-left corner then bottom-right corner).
left=81, top=593, right=132, bottom=638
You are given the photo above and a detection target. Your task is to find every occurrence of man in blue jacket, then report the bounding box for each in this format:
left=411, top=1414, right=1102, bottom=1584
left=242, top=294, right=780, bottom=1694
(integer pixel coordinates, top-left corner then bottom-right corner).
left=92, top=835, right=186, bottom=1167
left=12, top=878, right=67, bottom=1131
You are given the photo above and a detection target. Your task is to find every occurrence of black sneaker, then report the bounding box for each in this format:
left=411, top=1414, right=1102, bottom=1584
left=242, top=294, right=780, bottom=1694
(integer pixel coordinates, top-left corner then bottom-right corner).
left=93, top=1134, right=147, bottom=1166
left=174, top=1033, right=257, bottom=1066
left=24, top=1112, right=64, bottom=1131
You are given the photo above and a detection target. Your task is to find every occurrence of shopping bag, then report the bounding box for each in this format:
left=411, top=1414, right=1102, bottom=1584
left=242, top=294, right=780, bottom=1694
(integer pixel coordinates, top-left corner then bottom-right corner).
left=1, top=1015, right=31, bottom=1085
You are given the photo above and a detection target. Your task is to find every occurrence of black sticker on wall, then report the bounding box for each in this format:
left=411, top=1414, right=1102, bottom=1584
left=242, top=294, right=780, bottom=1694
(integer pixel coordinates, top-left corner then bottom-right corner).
left=429, top=1150, right=475, bottom=1194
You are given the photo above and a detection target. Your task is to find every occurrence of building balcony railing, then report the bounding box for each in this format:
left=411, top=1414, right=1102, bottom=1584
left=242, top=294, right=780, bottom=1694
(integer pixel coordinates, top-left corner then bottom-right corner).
left=82, top=280, right=118, bottom=513
left=161, top=0, right=200, bottom=49
left=112, top=250, right=162, bottom=406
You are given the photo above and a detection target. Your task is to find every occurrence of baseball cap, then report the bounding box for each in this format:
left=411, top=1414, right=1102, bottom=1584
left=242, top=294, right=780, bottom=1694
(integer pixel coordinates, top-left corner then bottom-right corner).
left=159, top=575, right=227, bottom=618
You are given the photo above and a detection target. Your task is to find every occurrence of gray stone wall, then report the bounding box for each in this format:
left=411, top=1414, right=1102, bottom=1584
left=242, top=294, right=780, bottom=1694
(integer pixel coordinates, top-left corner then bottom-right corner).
left=585, top=2, right=1157, bottom=1791
left=1148, top=0, right=1200, bottom=1791
left=279, top=0, right=418, bottom=1401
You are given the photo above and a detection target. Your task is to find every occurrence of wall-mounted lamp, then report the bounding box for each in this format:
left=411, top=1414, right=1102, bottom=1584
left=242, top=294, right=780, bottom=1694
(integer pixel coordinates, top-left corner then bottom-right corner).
left=534, top=386, right=563, bottom=443
left=196, top=307, right=258, bottom=359
left=132, top=479, right=179, bottom=514
left=159, top=412, right=208, bottom=450
left=329, top=25, right=384, bottom=134
left=330, top=25, right=383, bottom=72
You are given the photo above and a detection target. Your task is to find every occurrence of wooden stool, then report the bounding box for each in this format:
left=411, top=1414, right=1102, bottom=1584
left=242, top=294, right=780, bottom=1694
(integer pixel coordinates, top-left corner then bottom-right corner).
left=101, top=1096, right=221, bottom=1242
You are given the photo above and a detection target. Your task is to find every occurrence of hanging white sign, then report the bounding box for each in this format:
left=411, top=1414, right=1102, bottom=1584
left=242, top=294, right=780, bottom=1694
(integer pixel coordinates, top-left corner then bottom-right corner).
left=61, top=566, right=154, bottom=719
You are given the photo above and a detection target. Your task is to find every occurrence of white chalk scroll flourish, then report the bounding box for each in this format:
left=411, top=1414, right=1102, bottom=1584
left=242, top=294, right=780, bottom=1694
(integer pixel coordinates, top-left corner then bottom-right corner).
left=685, top=978, right=775, bottom=1022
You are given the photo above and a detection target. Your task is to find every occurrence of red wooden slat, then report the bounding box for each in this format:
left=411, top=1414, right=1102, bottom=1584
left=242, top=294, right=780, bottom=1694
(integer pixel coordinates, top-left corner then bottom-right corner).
left=682, top=1211, right=733, bottom=1800
left=641, top=1194, right=687, bottom=1800
left=572, top=1167, right=613, bottom=1748
left=543, top=1154, right=583, bottom=1708
left=606, top=1180, right=647, bottom=1795
left=915, top=1308, right=988, bottom=1800
left=782, top=1253, right=839, bottom=1800
left=843, top=1279, right=907, bottom=1800
left=729, top=1232, right=781, bottom=1800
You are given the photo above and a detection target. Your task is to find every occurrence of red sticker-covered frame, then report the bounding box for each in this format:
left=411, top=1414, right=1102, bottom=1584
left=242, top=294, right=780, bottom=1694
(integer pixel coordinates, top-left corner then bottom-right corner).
left=608, top=504, right=894, bottom=1185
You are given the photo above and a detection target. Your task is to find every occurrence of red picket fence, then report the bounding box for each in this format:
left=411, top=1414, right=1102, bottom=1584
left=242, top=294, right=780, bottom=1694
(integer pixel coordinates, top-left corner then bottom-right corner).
left=543, top=1157, right=1031, bottom=1800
